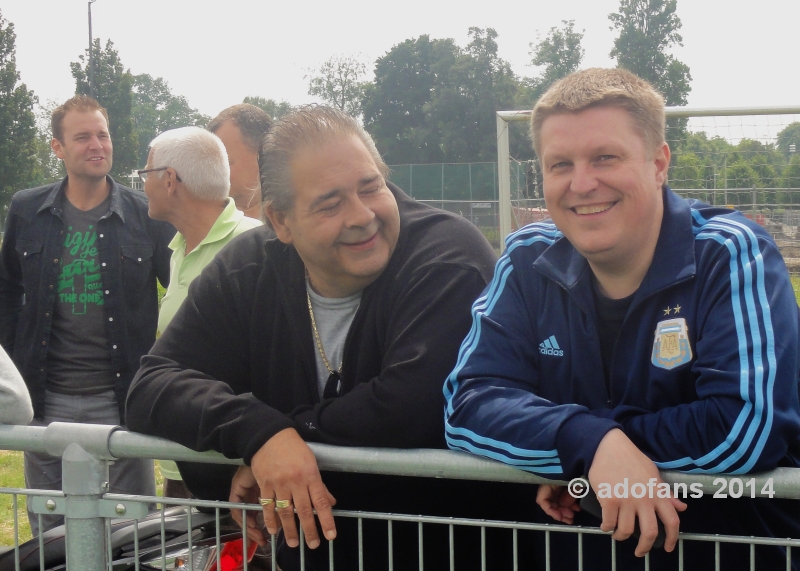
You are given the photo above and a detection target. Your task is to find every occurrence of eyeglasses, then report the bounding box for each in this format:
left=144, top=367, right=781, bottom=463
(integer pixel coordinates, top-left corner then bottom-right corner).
left=137, top=167, right=182, bottom=183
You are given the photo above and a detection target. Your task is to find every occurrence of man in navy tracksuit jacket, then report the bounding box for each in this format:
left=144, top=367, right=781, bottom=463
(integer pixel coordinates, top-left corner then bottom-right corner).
left=444, top=68, right=800, bottom=570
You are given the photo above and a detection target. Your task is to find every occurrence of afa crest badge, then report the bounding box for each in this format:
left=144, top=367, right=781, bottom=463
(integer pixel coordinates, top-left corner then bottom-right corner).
left=651, top=318, right=693, bottom=370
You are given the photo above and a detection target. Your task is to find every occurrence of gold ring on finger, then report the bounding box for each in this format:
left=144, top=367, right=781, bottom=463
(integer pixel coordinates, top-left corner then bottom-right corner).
left=275, top=499, right=292, bottom=509
left=258, top=498, right=274, bottom=506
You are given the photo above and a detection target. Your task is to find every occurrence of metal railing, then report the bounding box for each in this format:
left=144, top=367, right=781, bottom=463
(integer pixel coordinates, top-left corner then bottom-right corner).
left=2, top=423, right=800, bottom=570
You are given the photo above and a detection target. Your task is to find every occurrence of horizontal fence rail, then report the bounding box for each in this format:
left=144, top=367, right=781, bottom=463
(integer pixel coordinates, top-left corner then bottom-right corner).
left=2, top=422, right=800, bottom=571
left=3, top=423, right=800, bottom=495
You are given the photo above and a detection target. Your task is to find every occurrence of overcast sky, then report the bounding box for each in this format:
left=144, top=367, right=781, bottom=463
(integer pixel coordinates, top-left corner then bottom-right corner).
left=4, top=0, right=800, bottom=120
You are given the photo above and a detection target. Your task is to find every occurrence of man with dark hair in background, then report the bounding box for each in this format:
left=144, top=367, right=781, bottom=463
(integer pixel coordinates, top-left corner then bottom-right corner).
left=208, top=103, right=273, bottom=220
left=0, top=95, right=174, bottom=535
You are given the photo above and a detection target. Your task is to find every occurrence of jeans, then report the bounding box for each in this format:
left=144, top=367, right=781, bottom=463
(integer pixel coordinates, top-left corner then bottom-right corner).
left=24, top=389, right=155, bottom=536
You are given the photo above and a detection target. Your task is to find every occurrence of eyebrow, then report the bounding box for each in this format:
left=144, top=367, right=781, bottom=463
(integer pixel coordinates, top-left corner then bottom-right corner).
left=309, top=175, right=383, bottom=209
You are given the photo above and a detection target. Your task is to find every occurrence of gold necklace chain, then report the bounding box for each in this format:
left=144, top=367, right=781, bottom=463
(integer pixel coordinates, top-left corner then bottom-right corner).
left=305, top=274, right=342, bottom=375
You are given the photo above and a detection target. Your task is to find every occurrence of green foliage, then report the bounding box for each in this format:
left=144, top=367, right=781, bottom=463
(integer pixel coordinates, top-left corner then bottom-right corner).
left=0, top=9, right=38, bottom=205
left=781, top=155, right=800, bottom=189
left=363, top=28, right=524, bottom=165
left=671, top=152, right=703, bottom=189
left=242, top=96, right=292, bottom=120
left=71, top=39, right=138, bottom=180
left=609, top=0, right=691, bottom=106
left=132, top=74, right=209, bottom=167
left=32, top=100, right=64, bottom=185
left=362, top=35, right=460, bottom=164
left=777, top=122, right=800, bottom=156
left=0, top=450, right=30, bottom=546
left=524, top=20, right=585, bottom=103
left=307, top=54, right=368, bottom=118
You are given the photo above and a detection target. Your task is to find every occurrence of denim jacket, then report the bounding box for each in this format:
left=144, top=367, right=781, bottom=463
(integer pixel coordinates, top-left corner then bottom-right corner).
left=0, top=177, right=175, bottom=421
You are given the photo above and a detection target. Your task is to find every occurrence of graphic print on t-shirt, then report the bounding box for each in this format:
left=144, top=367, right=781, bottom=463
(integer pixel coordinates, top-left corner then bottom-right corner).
left=58, top=223, right=104, bottom=314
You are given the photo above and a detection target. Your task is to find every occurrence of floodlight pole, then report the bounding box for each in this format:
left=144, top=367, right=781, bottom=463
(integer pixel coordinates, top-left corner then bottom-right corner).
left=88, top=0, right=97, bottom=98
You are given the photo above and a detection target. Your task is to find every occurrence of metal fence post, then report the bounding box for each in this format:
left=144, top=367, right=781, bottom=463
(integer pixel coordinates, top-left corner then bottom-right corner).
left=62, top=442, right=109, bottom=570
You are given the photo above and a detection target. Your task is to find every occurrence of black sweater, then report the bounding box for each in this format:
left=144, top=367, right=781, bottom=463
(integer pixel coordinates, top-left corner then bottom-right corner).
left=126, top=186, right=504, bottom=502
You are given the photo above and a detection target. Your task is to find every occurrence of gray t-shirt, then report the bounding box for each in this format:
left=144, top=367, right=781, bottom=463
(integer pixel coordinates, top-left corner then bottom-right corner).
left=306, top=281, right=361, bottom=399
left=46, top=195, right=115, bottom=395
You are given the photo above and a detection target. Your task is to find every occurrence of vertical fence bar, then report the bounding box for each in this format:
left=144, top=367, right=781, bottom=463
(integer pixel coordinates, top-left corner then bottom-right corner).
left=611, top=536, right=616, bottom=571
left=272, top=533, right=277, bottom=571
left=418, top=522, right=424, bottom=571
left=243, top=509, right=250, bottom=571
left=715, top=541, right=720, bottom=571
left=577, top=532, right=583, bottom=571
left=215, top=508, right=221, bottom=571
left=679, top=539, right=684, bottom=571
left=449, top=523, right=454, bottom=571
left=359, top=518, right=364, bottom=571
left=750, top=541, right=755, bottom=571
left=513, top=528, right=518, bottom=571
left=545, top=530, right=550, bottom=571
left=12, top=494, right=19, bottom=571
left=788, top=545, right=792, bottom=571
left=387, top=519, right=393, bottom=571
left=134, top=517, right=140, bottom=571
left=187, top=508, right=193, bottom=571
left=61, top=443, right=108, bottom=571
left=329, top=530, right=334, bottom=571
left=481, top=526, right=486, bottom=571
left=299, top=526, right=305, bottom=571
left=497, top=114, right=512, bottom=250
left=160, top=504, right=166, bottom=570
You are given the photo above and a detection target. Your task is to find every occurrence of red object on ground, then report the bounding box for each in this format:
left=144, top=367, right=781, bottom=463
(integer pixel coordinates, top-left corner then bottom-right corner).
left=206, top=538, right=258, bottom=571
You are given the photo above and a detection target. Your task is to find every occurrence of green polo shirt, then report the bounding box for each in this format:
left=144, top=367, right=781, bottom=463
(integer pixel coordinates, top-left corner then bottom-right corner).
left=157, top=199, right=261, bottom=482
left=158, top=199, right=261, bottom=337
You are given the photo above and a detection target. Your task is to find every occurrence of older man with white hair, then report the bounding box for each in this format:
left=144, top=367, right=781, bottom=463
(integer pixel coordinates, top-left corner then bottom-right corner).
left=139, top=126, right=262, bottom=496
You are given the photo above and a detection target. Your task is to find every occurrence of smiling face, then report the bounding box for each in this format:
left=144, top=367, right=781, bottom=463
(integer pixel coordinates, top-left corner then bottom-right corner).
left=539, top=106, right=670, bottom=276
left=51, top=109, right=113, bottom=182
left=266, top=135, right=400, bottom=298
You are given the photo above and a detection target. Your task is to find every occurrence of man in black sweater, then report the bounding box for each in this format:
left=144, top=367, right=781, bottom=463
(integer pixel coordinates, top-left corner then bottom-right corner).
left=127, top=105, right=530, bottom=570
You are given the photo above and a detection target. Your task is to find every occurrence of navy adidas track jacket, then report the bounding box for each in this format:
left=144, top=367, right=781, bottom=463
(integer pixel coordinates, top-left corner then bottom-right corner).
left=444, top=188, right=800, bottom=481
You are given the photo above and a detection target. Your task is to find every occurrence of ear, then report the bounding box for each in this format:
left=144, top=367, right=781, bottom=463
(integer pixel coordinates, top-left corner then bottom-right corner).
left=51, top=138, right=64, bottom=160
left=165, top=168, right=180, bottom=197
left=654, top=142, right=671, bottom=187
left=264, top=205, right=293, bottom=245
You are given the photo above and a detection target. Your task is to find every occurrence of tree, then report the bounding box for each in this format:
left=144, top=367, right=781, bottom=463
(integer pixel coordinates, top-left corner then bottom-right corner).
left=525, top=20, right=585, bottom=103
left=781, top=155, right=800, bottom=190
left=0, top=10, right=38, bottom=208
left=429, top=27, right=521, bottom=163
left=33, top=100, right=63, bottom=185
left=71, top=39, right=138, bottom=180
left=777, top=122, right=800, bottom=156
left=132, top=74, right=209, bottom=167
left=609, top=0, right=692, bottom=106
left=670, top=152, right=703, bottom=189
left=307, top=54, right=368, bottom=118
left=362, top=35, right=460, bottom=164
left=242, top=96, right=292, bottom=120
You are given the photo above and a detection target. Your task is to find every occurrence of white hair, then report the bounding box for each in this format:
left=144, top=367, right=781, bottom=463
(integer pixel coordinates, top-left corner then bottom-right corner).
left=149, top=127, right=230, bottom=201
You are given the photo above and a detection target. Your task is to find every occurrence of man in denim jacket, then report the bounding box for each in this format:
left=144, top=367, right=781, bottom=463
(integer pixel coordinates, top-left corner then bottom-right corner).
left=0, top=95, right=174, bottom=534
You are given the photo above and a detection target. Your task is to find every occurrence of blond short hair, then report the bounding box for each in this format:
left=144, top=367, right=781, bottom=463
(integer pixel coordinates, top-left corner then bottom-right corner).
left=530, top=68, right=665, bottom=157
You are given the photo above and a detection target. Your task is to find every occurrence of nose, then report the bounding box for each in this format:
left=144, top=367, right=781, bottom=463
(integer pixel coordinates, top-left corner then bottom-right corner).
left=344, top=194, right=375, bottom=228
left=87, top=135, right=103, bottom=150
left=569, top=162, right=598, bottom=195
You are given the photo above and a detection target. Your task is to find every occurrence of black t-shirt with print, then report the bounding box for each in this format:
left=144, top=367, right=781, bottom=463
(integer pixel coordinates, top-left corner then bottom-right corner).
left=46, top=194, right=115, bottom=395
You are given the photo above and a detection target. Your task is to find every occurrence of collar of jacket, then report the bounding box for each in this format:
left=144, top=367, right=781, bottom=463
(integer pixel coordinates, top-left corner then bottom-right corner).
left=532, top=186, right=698, bottom=307
left=37, top=175, right=127, bottom=223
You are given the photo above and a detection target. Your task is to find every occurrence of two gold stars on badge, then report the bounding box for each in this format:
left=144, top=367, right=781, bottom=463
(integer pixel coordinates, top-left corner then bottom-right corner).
left=663, top=305, right=682, bottom=315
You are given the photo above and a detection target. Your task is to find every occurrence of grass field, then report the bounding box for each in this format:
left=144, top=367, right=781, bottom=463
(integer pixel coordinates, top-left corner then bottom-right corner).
left=0, top=452, right=165, bottom=547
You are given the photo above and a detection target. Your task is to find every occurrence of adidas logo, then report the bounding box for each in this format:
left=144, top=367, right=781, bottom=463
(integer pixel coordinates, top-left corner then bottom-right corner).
left=539, top=335, right=564, bottom=357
